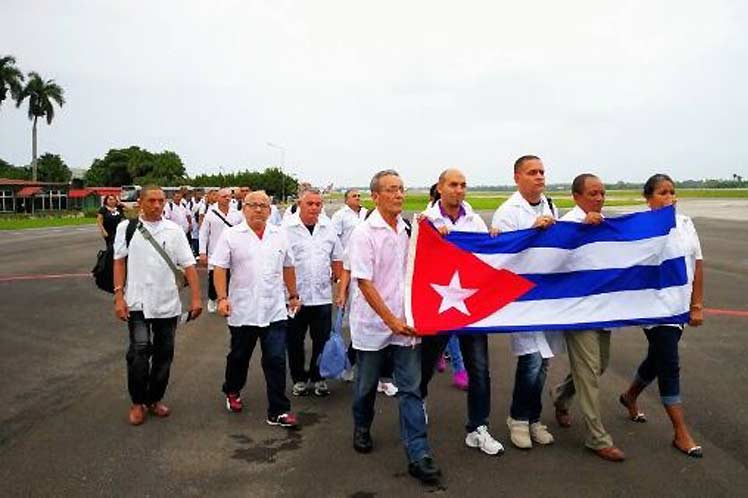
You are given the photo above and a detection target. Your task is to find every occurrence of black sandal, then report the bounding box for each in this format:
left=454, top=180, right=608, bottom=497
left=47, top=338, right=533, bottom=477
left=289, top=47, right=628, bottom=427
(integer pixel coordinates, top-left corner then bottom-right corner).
left=673, top=440, right=703, bottom=458
left=619, top=394, right=647, bottom=423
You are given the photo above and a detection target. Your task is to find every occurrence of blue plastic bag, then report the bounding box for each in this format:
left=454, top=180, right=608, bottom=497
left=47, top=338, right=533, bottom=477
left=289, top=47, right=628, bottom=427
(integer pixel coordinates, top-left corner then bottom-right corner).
left=318, top=309, right=349, bottom=379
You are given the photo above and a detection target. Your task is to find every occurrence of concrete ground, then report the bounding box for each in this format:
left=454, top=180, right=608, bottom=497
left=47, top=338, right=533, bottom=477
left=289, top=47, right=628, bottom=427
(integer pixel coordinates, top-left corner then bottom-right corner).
left=0, top=201, right=746, bottom=498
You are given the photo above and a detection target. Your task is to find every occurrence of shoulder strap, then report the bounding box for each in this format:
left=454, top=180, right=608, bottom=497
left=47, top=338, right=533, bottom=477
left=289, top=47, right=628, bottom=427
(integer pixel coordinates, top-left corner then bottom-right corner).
left=137, top=224, right=185, bottom=287
left=546, top=196, right=556, bottom=218
left=125, top=218, right=139, bottom=247
left=403, top=218, right=412, bottom=238
left=211, top=208, right=234, bottom=228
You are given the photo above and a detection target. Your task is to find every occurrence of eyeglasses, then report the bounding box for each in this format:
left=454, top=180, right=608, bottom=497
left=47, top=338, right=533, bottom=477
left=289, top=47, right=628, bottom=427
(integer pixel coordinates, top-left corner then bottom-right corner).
left=381, top=186, right=405, bottom=194
left=246, top=203, right=269, bottom=210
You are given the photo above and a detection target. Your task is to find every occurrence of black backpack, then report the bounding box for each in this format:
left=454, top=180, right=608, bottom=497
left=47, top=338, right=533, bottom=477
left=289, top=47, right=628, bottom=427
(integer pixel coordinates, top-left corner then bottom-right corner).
left=92, top=219, right=139, bottom=293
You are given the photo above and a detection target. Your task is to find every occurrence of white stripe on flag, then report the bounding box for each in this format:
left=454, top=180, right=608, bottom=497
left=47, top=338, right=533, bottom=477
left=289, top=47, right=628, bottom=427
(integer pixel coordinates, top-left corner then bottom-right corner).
left=474, top=231, right=684, bottom=275
left=469, top=285, right=692, bottom=329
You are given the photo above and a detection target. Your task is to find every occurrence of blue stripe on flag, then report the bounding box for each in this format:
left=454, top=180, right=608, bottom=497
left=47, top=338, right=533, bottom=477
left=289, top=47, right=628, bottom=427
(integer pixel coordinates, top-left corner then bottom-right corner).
left=446, top=312, right=690, bottom=334
left=446, top=205, right=675, bottom=253
left=517, top=257, right=688, bottom=301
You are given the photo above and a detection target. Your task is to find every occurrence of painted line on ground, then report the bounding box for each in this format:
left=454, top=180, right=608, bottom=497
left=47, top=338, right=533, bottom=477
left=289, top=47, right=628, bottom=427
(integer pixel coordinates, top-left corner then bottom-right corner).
left=705, top=308, right=748, bottom=318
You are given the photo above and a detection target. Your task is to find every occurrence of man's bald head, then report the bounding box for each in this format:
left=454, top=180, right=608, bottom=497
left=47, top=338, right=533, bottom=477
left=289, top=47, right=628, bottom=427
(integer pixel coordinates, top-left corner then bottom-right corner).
left=437, top=168, right=467, bottom=209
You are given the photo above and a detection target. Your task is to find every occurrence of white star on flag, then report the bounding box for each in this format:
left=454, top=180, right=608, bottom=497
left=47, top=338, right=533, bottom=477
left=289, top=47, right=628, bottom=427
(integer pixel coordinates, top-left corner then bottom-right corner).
left=430, top=271, right=479, bottom=315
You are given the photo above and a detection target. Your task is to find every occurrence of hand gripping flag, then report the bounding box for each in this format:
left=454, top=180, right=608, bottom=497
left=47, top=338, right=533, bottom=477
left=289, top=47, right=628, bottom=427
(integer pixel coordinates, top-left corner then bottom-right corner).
left=404, top=206, right=691, bottom=335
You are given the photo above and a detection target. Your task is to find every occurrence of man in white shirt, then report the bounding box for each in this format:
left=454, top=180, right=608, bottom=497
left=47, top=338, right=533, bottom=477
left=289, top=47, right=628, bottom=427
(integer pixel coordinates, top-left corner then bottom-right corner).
left=164, top=190, right=192, bottom=243
left=349, top=169, right=441, bottom=485
left=188, top=190, right=204, bottom=255
left=112, top=185, right=203, bottom=426
left=491, top=155, right=558, bottom=450
left=331, top=189, right=368, bottom=248
left=199, top=188, right=244, bottom=313
left=420, top=168, right=505, bottom=456
left=548, top=174, right=626, bottom=461
left=211, top=191, right=302, bottom=428
left=284, top=188, right=343, bottom=397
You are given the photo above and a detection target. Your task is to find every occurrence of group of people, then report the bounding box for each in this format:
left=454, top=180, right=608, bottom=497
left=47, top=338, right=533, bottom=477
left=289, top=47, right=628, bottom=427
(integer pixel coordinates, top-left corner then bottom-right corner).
left=110, top=155, right=704, bottom=485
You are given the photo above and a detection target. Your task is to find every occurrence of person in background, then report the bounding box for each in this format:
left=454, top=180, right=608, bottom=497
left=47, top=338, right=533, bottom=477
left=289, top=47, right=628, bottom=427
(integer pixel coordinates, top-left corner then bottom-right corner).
left=97, top=194, right=124, bottom=248
left=619, top=173, right=705, bottom=458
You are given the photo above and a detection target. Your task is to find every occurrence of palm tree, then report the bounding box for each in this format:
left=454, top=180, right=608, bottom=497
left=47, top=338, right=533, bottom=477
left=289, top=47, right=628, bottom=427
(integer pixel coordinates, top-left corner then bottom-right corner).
left=15, top=72, right=65, bottom=181
left=0, top=55, right=25, bottom=110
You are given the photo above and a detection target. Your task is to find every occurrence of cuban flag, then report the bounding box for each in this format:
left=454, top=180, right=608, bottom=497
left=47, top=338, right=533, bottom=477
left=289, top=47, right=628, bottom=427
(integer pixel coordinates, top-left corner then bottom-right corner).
left=404, top=206, right=691, bottom=335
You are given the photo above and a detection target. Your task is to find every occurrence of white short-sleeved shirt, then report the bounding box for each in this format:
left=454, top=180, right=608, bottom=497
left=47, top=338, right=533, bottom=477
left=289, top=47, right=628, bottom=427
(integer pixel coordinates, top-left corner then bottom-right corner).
left=491, top=191, right=559, bottom=358
left=349, top=209, right=417, bottom=351
left=199, top=206, right=244, bottom=269
left=164, top=201, right=191, bottom=234
left=331, top=205, right=368, bottom=249
left=284, top=215, right=343, bottom=306
left=113, top=217, right=195, bottom=319
left=210, top=222, right=294, bottom=327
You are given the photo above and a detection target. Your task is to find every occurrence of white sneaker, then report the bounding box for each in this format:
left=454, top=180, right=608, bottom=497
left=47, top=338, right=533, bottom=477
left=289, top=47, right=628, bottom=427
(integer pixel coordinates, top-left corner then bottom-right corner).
left=207, top=299, right=217, bottom=313
left=423, top=401, right=429, bottom=425
left=340, top=366, right=355, bottom=383
left=377, top=381, right=398, bottom=397
left=507, top=416, right=532, bottom=449
left=313, top=380, right=330, bottom=397
left=530, top=422, right=555, bottom=445
left=465, top=425, right=505, bottom=456
left=292, top=381, right=309, bottom=396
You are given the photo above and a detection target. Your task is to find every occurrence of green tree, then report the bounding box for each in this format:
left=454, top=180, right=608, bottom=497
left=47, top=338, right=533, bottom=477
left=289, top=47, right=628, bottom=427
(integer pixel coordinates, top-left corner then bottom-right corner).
left=36, top=153, right=71, bottom=182
left=0, top=157, right=30, bottom=180
left=0, top=55, right=24, bottom=110
left=84, top=146, right=187, bottom=186
left=15, top=72, right=65, bottom=181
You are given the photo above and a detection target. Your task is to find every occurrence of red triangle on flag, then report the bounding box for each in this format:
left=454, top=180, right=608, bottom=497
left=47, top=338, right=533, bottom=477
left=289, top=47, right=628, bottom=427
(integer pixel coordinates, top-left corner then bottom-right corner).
left=411, top=220, right=535, bottom=335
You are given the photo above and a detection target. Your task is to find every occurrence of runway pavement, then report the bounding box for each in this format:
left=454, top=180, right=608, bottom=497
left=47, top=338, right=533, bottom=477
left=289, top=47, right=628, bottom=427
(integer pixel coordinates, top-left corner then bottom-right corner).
left=0, top=207, right=747, bottom=498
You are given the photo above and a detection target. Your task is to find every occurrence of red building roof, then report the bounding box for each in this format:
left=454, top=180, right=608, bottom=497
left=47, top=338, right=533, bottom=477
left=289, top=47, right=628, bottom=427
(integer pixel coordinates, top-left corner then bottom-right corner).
left=68, top=189, right=98, bottom=198
left=0, top=178, right=43, bottom=186
left=16, top=186, right=42, bottom=197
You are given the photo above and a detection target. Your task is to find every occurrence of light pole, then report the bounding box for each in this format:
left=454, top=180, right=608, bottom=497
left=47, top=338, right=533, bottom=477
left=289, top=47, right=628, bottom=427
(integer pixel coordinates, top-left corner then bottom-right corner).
left=266, top=141, right=287, bottom=201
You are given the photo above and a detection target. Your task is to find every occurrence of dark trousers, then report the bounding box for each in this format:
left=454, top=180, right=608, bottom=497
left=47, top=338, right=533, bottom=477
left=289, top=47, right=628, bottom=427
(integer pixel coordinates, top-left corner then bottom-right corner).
left=421, top=333, right=491, bottom=432
left=636, top=326, right=683, bottom=405
left=223, top=321, right=291, bottom=418
left=208, top=269, right=231, bottom=301
left=510, top=352, right=549, bottom=423
left=126, top=311, right=178, bottom=405
left=286, top=304, right=331, bottom=383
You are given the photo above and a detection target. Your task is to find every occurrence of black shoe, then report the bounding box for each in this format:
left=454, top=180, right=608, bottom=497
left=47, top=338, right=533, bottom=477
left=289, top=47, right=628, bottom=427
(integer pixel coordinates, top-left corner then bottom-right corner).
left=408, top=456, right=442, bottom=484
left=353, top=427, right=373, bottom=453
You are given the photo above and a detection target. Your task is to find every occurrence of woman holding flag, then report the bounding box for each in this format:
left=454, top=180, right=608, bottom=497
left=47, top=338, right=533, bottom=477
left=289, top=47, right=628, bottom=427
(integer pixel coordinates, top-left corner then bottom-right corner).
left=619, top=174, right=705, bottom=458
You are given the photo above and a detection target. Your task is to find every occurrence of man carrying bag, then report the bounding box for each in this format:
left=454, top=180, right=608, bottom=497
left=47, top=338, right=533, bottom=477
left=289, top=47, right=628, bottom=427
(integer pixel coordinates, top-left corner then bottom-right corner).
left=113, top=185, right=202, bottom=426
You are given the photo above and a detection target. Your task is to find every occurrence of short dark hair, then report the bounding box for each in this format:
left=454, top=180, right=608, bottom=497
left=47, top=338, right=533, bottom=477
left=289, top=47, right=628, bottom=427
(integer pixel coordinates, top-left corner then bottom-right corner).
left=429, top=182, right=440, bottom=203
left=571, top=174, right=599, bottom=195
left=344, top=188, right=359, bottom=200
left=514, top=155, right=541, bottom=173
left=643, top=173, right=675, bottom=199
left=140, top=185, right=163, bottom=199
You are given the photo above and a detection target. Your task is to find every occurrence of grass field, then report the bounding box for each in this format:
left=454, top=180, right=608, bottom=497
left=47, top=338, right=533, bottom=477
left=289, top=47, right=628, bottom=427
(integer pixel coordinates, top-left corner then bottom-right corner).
left=0, top=216, right=97, bottom=230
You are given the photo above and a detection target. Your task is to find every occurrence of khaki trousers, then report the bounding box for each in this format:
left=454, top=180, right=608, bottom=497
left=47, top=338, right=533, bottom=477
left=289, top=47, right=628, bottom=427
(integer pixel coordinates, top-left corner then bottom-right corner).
left=552, top=330, right=613, bottom=450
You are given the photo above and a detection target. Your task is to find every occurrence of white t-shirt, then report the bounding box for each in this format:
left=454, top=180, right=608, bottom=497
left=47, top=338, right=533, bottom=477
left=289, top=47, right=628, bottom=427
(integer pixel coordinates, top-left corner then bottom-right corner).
left=210, top=222, right=295, bottom=327
left=113, top=217, right=195, bottom=319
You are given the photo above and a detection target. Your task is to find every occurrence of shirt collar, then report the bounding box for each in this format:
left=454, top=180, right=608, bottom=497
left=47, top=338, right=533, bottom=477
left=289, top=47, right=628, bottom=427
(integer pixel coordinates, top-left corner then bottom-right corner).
left=367, top=207, right=406, bottom=234
left=438, top=200, right=467, bottom=223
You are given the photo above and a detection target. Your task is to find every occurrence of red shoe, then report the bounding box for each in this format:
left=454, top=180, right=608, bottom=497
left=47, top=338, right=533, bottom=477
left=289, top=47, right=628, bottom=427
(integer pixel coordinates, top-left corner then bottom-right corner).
left=452, top=370, right=469, bottom=391
left=148, top=402, right=171, bottom=417
left=225, top=393, right=243, bottom=413
left=267, top=412, right=298, bottom=428
left=129, top=404, right=146, bottom=425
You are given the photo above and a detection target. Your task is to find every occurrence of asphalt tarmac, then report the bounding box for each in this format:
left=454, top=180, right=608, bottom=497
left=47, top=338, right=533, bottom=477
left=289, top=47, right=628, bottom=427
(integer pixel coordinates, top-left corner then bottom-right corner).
left=1, top=206, right=746, bottom=498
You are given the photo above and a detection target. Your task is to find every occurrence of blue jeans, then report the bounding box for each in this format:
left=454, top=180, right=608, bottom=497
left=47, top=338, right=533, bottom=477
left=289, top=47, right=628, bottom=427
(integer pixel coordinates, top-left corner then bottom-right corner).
left=353, top=345, right=431, bottom=463
left=510, top=352, right=549, bottom=423
left=635, top=326, right=682, bottom=405
left=421, top=333, right=491, bottom=432
left=445, top=335, right=465, bottom=372
left=223, top=320, right=291, bottom=418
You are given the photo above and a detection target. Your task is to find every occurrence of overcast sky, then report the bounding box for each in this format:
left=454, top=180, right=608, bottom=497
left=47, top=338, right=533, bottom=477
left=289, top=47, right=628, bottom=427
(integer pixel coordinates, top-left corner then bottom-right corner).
left=1, top=0, right=746, bottom=187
